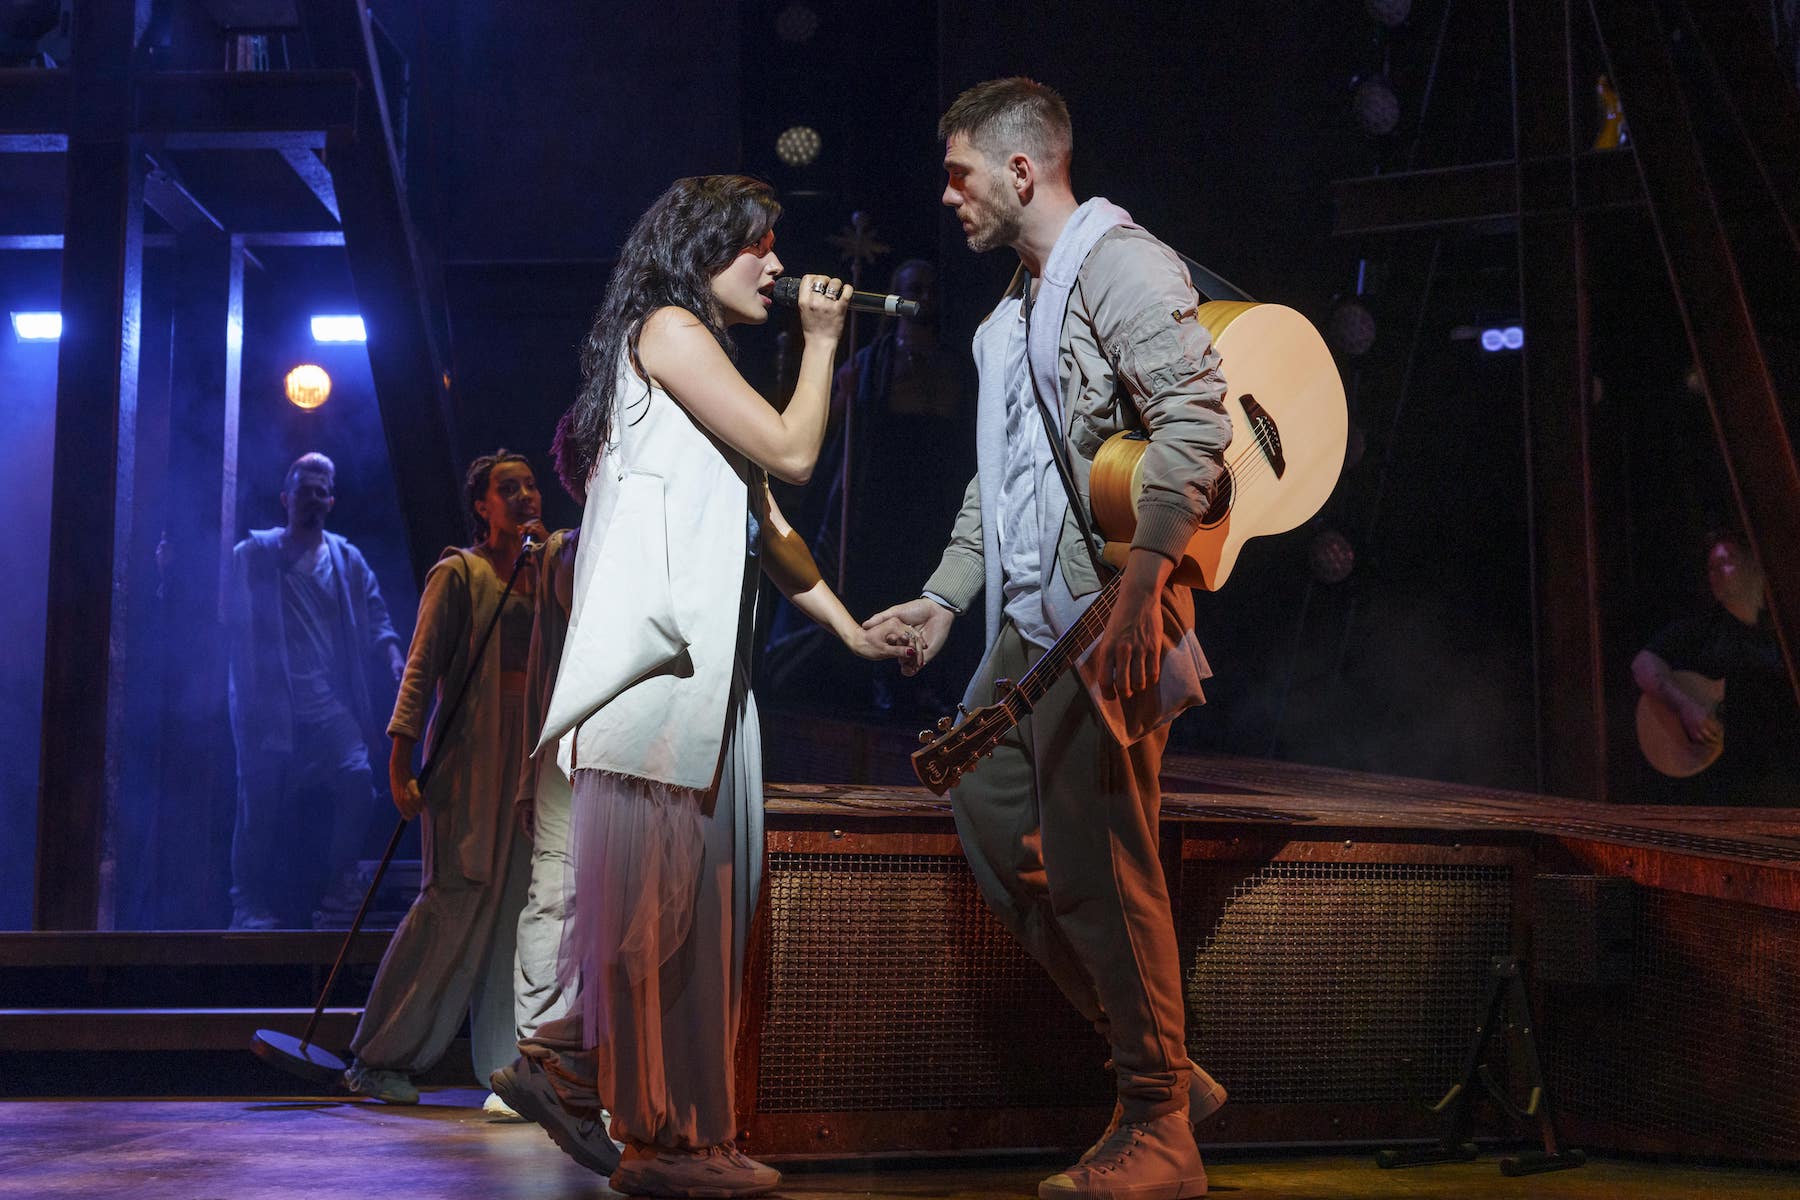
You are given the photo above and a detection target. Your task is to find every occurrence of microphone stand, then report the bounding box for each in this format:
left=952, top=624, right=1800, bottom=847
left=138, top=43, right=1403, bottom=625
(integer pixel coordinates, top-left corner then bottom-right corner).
left=252, top=535, right=540, bottom=1086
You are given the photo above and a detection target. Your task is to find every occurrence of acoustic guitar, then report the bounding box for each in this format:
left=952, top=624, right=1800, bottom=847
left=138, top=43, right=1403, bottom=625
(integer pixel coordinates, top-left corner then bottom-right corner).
left=1635, top=670, right=1725, bottom=778
left=912, top=300, right=1347, bottom=794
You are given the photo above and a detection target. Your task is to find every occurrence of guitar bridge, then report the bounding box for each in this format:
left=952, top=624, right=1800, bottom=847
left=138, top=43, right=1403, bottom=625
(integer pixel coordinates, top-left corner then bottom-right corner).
left=1240, top=393, right=1286, bottom=479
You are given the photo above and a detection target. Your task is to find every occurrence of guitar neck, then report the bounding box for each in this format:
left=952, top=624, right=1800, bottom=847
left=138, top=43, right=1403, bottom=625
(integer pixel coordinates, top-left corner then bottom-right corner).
left=1001, top=573, right=1125, bottom=718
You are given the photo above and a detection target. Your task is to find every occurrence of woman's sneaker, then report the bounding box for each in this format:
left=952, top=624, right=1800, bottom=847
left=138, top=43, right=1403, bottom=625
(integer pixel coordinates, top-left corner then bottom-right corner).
left=342, top=1063, right=419, bottom=1104
left=609, top=1143, right=781, bottom=1198
left=481, top=1090, right=524, bottom=1121
left=489, top=1057, right=621, bottom=1175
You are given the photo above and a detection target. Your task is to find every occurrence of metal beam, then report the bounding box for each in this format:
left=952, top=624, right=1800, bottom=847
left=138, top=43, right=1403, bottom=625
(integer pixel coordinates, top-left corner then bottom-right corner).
left=239, top=229, right=345, bottom=245
left=298, top=0, right=462, bottom=580
left=135, top=69, right=360, bottom=135
left=162, top=130, right=325, bottom=151
left=278, top=145, right=341, bottom=222
left=143, top=153, right=225, bottom=236
left=1513, top=0, right=1608, bottom=801
left=0, top=134, right=68, bottom=152
left=2, top=69, right=356, bottom=139
left=36, top=0, right=148, bottom=932
left=1590, top=0, right=1800, bottom=711
left=1332, top=152, right=1642, bottom=238
left=2, top=230, right=340, bottom=250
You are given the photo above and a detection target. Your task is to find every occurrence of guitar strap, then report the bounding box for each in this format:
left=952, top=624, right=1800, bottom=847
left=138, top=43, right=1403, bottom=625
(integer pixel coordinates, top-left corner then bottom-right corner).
left=1022, top=291, right=1111, bottom=580
left=1019, top=249, right=1248, bottom=583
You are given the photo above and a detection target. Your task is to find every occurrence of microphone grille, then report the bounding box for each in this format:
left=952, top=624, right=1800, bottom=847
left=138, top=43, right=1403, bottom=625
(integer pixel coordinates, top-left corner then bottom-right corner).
left=770, top=277, right=802, bottom=305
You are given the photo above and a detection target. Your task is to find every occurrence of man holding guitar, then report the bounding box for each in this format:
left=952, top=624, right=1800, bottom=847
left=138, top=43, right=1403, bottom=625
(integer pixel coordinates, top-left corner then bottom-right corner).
left=866, top=78, right=1234, bottom=1200
left=1632, top=529, right=1800, bottom=805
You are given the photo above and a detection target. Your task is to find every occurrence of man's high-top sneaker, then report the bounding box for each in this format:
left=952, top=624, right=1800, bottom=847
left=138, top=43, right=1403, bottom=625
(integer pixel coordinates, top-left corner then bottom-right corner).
left=1040, top=1109, right=1208, bottom=1200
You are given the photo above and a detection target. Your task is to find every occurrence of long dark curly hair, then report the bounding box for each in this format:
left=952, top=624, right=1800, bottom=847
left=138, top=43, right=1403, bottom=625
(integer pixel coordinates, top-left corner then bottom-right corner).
left=552, top=175, right=781, bottom=501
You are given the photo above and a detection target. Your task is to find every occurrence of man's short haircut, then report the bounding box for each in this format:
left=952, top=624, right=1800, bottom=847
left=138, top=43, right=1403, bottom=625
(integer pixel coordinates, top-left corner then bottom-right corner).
left=284, top=451, right=336, bottom=492
left=938, top=77, right=1072, bottom=176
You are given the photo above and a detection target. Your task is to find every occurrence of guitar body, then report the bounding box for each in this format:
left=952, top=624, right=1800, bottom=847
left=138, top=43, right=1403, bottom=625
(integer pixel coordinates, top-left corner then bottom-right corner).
left=1088, top=301, right=1348, bottom=590
left=1636, top=670, right=1725, bottom=778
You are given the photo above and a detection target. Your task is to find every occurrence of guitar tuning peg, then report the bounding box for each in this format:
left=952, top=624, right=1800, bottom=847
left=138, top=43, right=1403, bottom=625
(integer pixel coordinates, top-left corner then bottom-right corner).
left=917, top=729, right=935, bottom=745
left=957, top=703, right=970, bottom=718
left=936, top=716, right=954, bottom=733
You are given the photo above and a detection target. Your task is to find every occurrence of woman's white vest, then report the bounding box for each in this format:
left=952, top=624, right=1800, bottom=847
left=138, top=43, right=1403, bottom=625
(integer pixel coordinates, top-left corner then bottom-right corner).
left=536, top=360, right=752, bottom=793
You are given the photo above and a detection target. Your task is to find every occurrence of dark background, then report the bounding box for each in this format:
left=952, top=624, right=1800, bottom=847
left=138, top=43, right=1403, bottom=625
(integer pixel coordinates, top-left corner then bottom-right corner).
left=0, top=0, right=1748, bottom=928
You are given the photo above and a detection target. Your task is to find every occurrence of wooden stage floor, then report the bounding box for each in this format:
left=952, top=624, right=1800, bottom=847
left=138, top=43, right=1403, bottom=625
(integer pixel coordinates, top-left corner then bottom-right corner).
left=5, top=1090, right=1798, bottom=1200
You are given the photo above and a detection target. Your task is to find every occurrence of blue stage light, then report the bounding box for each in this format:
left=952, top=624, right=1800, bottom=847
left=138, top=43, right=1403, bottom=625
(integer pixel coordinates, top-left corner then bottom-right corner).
left=310, top=314, right=366, bottom=343
left=10, top=311, right=62, bottom=341
left=1478, top=325, right=1525, bottom=352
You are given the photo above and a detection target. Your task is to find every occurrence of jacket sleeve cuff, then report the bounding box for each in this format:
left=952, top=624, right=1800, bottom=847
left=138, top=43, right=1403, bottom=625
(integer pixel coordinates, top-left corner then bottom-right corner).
left=922, top=551, right=984, bottom=613
left=1131, top=501, right=1202, bottom=563
left=387, top=719, right=423, bottom=742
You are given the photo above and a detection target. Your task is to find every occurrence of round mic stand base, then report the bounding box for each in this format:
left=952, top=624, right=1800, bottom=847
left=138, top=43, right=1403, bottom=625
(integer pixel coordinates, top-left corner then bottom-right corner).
left=250, top=1029, right=348, bottom=1088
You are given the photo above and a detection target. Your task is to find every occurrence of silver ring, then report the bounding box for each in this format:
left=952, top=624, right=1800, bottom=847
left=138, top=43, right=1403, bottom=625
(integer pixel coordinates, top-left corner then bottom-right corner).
left=826, top=285, right=843, bottom=300
left=811, top=280, right=827, bottom=294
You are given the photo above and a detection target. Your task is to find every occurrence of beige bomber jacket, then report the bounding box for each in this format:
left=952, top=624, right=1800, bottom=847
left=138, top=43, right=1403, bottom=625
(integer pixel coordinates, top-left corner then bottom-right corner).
left=923, top=224, right=1233, bottom=613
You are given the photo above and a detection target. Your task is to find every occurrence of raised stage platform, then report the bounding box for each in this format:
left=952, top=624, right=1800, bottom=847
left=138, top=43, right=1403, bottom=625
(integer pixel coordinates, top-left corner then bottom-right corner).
left=5, top=738, right=1798, bottom=1166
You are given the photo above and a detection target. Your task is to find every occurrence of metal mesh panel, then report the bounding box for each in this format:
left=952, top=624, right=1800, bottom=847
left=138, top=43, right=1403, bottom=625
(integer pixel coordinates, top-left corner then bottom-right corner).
left=1545, top=889, right=1800, bottom=1155
left=755, top=852, right=1109, bottom=1112
left=1181, top=860, right=1513, bottom=1104
left=1531, top=874, right=1635, bottom=987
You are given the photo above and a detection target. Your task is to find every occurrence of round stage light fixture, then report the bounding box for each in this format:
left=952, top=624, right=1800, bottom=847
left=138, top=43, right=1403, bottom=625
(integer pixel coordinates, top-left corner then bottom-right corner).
left=1310, top=529, right=1356, bottom=584
left=1366, top=0, right=1412, bottom=28
left=776, top=125, right=822, bottom=166
left=1353, top=76, right=1401, bottom=136
left=1328, top=299, right=1377, bottom=356
left=285, top=364, right=332, bottom=409
left=775, top=2, right=819, bottom=42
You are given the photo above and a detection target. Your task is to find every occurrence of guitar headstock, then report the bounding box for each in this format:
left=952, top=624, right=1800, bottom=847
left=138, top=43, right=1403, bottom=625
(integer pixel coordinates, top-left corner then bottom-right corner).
left=911, top=701, right=1006, bottom=796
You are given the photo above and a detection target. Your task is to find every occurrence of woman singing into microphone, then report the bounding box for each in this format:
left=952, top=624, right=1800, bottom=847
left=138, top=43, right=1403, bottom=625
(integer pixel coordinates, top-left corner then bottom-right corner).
left=492, top=175, right=916, bottom=1198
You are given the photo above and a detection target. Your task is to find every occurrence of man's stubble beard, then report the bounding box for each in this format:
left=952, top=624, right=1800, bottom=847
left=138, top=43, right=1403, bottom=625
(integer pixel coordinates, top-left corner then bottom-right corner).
left=965, top=177, right=1022, bottom=253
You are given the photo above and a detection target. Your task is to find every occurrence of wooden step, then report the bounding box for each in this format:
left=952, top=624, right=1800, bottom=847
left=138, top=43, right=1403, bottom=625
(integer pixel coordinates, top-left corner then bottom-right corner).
left=0, top=1007, right=363, bottom=1052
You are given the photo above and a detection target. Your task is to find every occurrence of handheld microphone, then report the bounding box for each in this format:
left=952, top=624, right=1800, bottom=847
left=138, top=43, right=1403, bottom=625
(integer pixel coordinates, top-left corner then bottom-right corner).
left=770, top=276, right=921, bottom=318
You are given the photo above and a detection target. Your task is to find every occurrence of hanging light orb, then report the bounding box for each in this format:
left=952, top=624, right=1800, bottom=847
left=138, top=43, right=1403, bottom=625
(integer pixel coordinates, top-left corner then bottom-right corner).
left=285, top=363, right=332, bottom=410
left=1328, top=299, right=1378, bottom=356
left=1309, top=530, right=1356, bottom=584
left=775, top=3, right=819, bottom=42
left=1366, top=0, right=1412, bottom=28
left=1353, top=76, right=1401, bottom=136
left=775, top=125, right=822, bottom=167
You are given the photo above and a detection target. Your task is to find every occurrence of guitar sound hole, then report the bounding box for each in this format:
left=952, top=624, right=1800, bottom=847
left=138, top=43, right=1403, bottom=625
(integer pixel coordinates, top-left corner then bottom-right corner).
left=1199, top=470, right=1234, bottom=528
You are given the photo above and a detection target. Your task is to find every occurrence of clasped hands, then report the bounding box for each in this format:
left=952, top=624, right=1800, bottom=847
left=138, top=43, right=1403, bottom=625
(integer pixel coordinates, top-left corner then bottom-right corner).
left=861, top=553, right=1169, bottom=700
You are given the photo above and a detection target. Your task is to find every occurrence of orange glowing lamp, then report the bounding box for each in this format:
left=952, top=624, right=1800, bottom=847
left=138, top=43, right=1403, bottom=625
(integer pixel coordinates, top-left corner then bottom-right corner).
left=285, top=364, right=332, bottom=409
